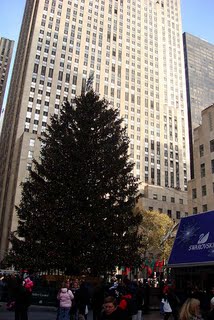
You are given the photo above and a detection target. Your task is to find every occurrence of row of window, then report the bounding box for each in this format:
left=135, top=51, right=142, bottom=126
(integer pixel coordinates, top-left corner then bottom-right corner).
left=200, top=160, right=214, bottom=178
left=147, top=207, right=186, bottom=220
left=192, top=181, right=214, bottom=199
left=199, top=140, right=214, bottom=156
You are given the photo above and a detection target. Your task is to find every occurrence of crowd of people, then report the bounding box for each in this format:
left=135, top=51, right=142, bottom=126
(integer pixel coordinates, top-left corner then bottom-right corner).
left=0, top=271, right=214, bottom=320
left=160, top=281, right=214, bottom=320
left=55, top=276, right=214, bottom=320
left=0, top=270, right=34, bottom=320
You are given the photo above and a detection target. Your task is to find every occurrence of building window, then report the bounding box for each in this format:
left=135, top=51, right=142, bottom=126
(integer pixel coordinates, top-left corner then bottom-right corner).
left=199, top=144, right=204, bottom=157
left=192, top=188, right=197, bottom=199
left=200, top=163, right=205, bottom=178
left=26, top=163, right=32, bottom=171
left=65, top=73, right=70, bottom=83
left=179, top=199, right=183, bottom=204
left=211, top=159, right=214, bottom=174
left=41, top=66, right=46, bottom=76
left=171, top=197, right=175, bottom=203
left=202, top=204, right=207, bottom=212
left=193, top=207, right=197, bottom=214
left=149, top=207, right=153, bottom=211
left=58, top=71, right=63, bottom=81
left=33, top=63, right=39, bottom=73
left=48, top=68, right=53, bottom=78
left=162, top=196, right=166, bottom=201
left=202, top=185, right=207, bottom=196
left=28, top=150, right=34, bottom=159
left=158, top=208, right=163, bottom=213
left=73, top=75, right=77, bottom=85
left=29, top=139, right=35, bottom=147
left=176, top=211, right=180, bottom=219
left=210, top=139, right=214, bottom=152
left=153, top=194, right=158, bottom=200
left=167, top=210, right=172, bottom=218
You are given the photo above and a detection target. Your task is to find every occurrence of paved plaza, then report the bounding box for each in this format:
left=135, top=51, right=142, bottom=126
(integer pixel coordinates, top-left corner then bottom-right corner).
left=0, top=303, right=162, bottom=320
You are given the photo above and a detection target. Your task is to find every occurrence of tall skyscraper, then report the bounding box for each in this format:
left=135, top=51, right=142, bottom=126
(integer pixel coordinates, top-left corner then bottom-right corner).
left=183, top=32, right=214, bottom=178
left=0, top=37, right=14, bottom=114
left=0, top=0, right=190, bottom=258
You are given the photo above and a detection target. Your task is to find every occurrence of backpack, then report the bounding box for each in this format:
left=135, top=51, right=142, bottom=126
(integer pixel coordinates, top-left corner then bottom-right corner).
left=122, top=296, right=137, bottom=316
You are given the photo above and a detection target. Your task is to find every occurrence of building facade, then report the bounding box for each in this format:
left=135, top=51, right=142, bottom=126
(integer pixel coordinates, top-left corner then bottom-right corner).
left=183, top=32, right=214, bottom=178
left=188, top=104, right=214, bottom=214
left=137, top=184, right=188, bottom=222
left=0, top=0, right=190, bottom=258
left=0, top=37, right=14, bottom=114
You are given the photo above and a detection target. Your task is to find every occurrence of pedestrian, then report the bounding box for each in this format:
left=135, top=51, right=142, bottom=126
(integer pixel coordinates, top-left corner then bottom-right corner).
left=92, top=282, right=105, bottom=320
left=179, top=298, right=202, bottom=320
left=78, top=281, right=90, bottom=320
left=136, top=282, right=144, bottom=320
left=207, top=297, right=214, bottom=320
left=100, top=296, right=129, bottom=320
left=161, top=293, right=173, bottom=320
left=0, top=274, right=5, bottom=306
left=161, top=285, right=180, bottom=320
left=14, top=276, right=31, bottom=320
left=118, top=285, right=138, bottom=320
left=71, top=279, right=80, bottom=320
left=57, top=281, right=74, bottom=320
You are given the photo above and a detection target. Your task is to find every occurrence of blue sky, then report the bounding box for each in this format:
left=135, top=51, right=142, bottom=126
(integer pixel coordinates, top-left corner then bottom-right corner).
left=0, top=0, right=213, bottom=43
left=0, top=0, right=213, bottom=110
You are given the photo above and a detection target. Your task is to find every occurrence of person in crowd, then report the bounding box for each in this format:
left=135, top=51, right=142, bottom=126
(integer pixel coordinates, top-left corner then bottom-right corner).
left=92, top=282, right=105, bottom=320
left=7, top=273, right=19, bottom=306
left=100, top=296, right=129, bottom=320
left=118, top=284, right=138, bottom=320
left=136, top=281, right=144, bottom=320
left=179, top=298, right=202, bottom=320
left=108, top=279, right=120, bottom=301
left=142, top=279, right=150, bottom=314
left=161, top=286, right=179, bottom=320
left=161, top=292, right=173, bottom=320
left=0, top=273, right=5, bottom=306
left=208, top=287, right=214, bottom=301
left=71, top=279, right=80, bottom=320
left=65, top=279, right=71, bottom=290
left=22, top=273, right=34, bottom=294
left=14, top=276, right=32, bottom=320
left=207, top=297, right=214, bottom=320
left=57, top=281, right=74, bottom=320
left=78, top=280, right=90, bottom=320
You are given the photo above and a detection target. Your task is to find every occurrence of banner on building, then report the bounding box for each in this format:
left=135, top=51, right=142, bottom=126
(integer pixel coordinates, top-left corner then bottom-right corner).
left=168, top=210, right=214, bottom=267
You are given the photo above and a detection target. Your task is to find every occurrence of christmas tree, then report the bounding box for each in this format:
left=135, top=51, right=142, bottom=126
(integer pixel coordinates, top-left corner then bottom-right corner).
left=8, top=91, right=142, bottom=275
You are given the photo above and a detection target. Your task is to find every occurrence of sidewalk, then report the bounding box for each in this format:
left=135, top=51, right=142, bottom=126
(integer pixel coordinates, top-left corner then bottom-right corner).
left=0, top=303, right=162, bottom=320
left=144, top=311, right=162, bottom=320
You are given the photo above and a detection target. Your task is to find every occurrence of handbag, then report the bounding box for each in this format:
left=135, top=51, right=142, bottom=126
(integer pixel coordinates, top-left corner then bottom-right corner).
left=85, top=305, right=89, bottom=315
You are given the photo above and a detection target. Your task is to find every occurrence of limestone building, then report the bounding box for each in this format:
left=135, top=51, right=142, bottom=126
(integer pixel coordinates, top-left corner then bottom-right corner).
left=188, top=104, right=214, bottom=214
left=0, top=0, right=190, bottom=258
left=0, top=37, right=14, bottom=114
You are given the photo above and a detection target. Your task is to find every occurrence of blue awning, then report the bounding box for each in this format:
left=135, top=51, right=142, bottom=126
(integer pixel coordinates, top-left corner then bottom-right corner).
left=168, top=210, right=214, bottom=267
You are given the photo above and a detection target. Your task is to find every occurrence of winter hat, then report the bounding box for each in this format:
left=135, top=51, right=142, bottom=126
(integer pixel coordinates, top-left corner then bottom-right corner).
left=211, top=297, right=214, bottom=306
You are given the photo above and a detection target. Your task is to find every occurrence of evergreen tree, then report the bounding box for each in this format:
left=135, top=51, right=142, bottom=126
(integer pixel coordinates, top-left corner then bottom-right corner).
left=8, top=91, right=142, bottom=274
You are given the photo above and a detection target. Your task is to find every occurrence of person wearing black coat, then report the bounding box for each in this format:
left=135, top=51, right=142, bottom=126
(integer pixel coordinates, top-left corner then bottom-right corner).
left=14, top=277, right=31, bottom=320
left=78, top=281, right=90, bottom=319
left=92, top=283, right=105, bottom=320
left=100, top=296, right=129, bottom=320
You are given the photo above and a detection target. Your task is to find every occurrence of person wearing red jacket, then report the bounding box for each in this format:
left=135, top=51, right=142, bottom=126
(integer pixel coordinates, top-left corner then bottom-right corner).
left=119, top=290, right=138, bottom=320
